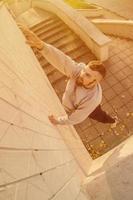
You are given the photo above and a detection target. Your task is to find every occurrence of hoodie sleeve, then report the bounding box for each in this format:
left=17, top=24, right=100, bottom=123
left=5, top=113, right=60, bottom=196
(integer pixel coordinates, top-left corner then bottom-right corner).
left=57, top=99, right=98, bottom=125
left=40, top=42, right=78, bottom=78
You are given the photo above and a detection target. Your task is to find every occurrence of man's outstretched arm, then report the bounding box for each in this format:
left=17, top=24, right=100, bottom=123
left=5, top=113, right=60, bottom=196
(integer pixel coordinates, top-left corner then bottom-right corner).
left=40, top=42, right=78, bottom=77
left=19, top=24, right=78, bottom=77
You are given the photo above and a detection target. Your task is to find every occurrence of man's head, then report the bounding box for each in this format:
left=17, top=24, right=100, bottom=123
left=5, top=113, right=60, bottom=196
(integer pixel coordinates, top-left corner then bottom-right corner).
left=76, top=60, right=106, bottom=89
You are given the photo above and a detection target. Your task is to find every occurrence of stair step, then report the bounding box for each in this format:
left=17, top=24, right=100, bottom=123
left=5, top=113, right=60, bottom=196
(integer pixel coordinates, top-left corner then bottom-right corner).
left=52, top=32, right=76, bottom=47
left=37, top=20, right=64, bottom=37
left=43, top=64, right=55, bottom=75
left=33, top=51, right=47, bottom=64
left=33, top=18, right=62, bottom=35
left=34, top=7, right=55, bottom=19
left=53, top=77, right=67, bottom=93
left=31, top=16, right=55, bottom=31
left=60, top=39, right=84, bottom=54
left=54, top=37, right=80, bottom=50
left=52, top=74, right=67, bottom=86
left=39, top=58, right=48, bottom=67
left=40, top=26, right=69, bottom=41
left=48, top=70, right=65, bottom=84
left=45, top=29, right=73, bottom=44
left=75, top=52, right=92, bottom=64
left=68, top=45, right=89, bottom=59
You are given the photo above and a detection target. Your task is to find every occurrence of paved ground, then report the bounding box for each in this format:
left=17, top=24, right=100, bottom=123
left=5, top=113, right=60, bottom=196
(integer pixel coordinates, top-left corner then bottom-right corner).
left=75, top=36, right=133, bottom=159
left=88, top=0, right=133, bottom=19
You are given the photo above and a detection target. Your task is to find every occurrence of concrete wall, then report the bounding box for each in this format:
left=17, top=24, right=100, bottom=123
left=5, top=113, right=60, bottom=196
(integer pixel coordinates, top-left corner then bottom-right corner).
left=0, top=5, right=91, bottom=200
left=92, top=19, right=133, bottom=40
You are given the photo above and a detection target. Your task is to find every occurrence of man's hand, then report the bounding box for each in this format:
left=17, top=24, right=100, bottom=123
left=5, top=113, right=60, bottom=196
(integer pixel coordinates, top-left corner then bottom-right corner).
left=18, top=23, right=44, bottom=50
left=48, top=115, right=59, bottom=125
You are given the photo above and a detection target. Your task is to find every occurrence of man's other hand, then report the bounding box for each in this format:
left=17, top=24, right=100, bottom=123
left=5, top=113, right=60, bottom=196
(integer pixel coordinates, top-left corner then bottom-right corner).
left=48, top=115, right=59, bottom=125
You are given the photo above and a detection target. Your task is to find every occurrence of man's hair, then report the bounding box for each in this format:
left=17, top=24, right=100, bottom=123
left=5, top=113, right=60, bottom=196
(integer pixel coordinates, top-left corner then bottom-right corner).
left=88, top=60, right=106, bottom=78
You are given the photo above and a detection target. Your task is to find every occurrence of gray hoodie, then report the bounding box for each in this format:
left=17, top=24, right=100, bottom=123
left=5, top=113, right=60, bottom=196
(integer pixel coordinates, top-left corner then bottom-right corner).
left=41, top=42, right=102, bottom=125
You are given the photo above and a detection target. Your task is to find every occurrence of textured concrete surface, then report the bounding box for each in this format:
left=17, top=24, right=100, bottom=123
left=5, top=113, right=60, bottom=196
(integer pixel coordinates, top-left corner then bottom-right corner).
left=85, top=135, right=133, bottom=200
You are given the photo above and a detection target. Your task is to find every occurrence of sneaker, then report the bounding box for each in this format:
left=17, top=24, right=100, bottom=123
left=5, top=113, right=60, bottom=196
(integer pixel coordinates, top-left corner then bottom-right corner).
left=110, top=116, right=119, bottom=129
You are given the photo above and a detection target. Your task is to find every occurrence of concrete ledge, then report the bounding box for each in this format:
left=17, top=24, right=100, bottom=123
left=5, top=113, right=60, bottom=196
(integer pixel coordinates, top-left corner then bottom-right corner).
left=4, top=0, right=31, bottom=16
left=16, top=8, right=44, bottom=27
left=77, top=5, right=103, bottom=18
left=32, top=0, right=111, bottom=61
left=92, top=19, right=133, bottom=40
left=77, top=8, right=102, bottom=18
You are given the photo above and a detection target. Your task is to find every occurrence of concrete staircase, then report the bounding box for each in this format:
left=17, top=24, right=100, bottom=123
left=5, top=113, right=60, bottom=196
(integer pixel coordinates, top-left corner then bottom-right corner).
left=30, top=8, right=95, bottom=100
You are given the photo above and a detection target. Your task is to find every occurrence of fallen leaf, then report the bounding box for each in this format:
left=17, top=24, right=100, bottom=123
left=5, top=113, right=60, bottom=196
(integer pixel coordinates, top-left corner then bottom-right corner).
left=114, top=130, right=119, bottom=135
left=126, top=112, right=130, bottom=117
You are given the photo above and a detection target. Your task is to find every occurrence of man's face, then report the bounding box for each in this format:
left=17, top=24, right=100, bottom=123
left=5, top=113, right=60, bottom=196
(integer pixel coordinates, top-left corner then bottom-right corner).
left=76, top=65, right=103, bottom=89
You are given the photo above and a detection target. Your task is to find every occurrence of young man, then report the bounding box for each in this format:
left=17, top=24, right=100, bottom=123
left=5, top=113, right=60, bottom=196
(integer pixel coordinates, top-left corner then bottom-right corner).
left=21, top=26, right=117, bottom=126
